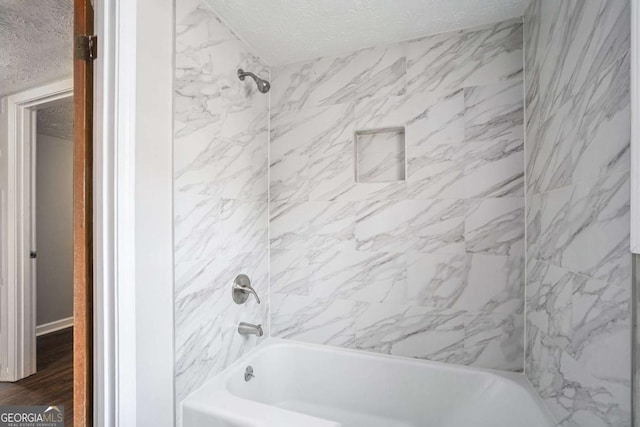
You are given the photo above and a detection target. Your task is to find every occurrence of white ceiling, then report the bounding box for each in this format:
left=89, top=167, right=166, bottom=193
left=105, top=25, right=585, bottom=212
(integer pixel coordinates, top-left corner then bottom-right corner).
left=0, top=0, right=73, bottom=96
left=204, top=0, right=527, bottom=66
left=37, top=97, right=74, bottom=140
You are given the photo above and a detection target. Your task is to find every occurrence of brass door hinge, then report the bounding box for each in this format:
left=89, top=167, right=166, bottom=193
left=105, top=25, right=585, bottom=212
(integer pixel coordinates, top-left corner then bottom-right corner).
left=75, top=35, right=97, bottom=61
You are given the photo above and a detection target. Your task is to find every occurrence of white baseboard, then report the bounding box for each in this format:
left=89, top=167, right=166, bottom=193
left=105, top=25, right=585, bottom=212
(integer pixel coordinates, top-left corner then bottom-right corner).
left=36, top=317, right=74, bottom=336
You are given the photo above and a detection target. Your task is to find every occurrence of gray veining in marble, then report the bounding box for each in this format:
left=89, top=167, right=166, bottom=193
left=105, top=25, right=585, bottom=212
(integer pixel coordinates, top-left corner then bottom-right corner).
left=465, top=197, right=525, bottom=256
left=173, top=1, right=632, bottom=425
left=406, top=19, right=523, bottom=93
left=271, top=46, right=406, bottom=112
left=524, top=0, right=632, bottom=425
left=356, top=130, right=406, bottom=182
left=464, top=80, right=524, bottom=143
left=270, top=19, right=525, bottom=372
left=174, top=0, right=269, bottom=419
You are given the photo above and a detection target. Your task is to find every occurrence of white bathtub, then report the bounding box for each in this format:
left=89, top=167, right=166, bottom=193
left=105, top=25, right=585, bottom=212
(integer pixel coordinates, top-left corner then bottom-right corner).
left=182, top=339, right=555, bottom=427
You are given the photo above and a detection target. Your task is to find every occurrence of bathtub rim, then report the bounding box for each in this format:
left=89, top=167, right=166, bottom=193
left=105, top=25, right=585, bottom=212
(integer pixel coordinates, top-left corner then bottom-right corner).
left=237, top=338, right=527, bottom=382
left=181, top=337, right=556, bottom=426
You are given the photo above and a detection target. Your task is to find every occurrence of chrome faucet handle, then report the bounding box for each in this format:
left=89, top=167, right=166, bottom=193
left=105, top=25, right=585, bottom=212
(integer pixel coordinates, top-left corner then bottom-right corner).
left=232, top=274, right=261, bottom=304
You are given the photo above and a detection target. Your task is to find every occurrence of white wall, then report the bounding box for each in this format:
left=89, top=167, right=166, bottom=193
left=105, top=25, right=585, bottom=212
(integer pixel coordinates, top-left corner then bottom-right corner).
left=134, top=0, right=175, bottom=425
left=35, top=132, right=73, bottom=326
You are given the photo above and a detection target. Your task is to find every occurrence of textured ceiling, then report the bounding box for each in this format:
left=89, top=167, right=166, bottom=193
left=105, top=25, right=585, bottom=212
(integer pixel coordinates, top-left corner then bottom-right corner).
left=0, top=0, right=73, bottom=96
left=37, top=97, right=73, bottom=140
left=204, top=0, right=527, bottom=65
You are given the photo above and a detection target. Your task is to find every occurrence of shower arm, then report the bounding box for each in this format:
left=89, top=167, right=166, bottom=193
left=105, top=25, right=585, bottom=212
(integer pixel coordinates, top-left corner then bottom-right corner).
left=237, top=69, right=257, bottom=81
left=237, top=68, right=270, bottom=93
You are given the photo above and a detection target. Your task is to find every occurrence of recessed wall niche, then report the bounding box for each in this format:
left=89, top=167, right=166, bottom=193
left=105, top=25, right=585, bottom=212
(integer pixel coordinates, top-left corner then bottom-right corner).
left=355, top=127, right=406, bottom=182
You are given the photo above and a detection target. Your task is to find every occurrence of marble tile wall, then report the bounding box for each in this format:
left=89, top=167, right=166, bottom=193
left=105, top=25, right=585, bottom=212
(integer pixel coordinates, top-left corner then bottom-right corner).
left=524, top=0, right=632, bottom=425
left=269, top=19, right=526, bottom=371
left=174, top=0, right=269, bottom=416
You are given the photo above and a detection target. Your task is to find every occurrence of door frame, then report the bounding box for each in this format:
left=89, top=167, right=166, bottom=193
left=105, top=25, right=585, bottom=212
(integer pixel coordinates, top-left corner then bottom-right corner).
left=1, top=79, right=73, bottom=382
left=93, top=0, right=174, bottom=424
left=93, top=0, right=138, bottom=425
left=0, top=1, right=141, bottom=423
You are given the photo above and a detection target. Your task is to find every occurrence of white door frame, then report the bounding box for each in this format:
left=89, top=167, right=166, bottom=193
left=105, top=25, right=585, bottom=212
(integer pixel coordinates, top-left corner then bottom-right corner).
left=93, top=0, right=138, bottom=425
left=0, top=79, right=73, bottom=382
left=94, top=0, right=174, bottom=425
left=0, top=1, right=141, bottom=422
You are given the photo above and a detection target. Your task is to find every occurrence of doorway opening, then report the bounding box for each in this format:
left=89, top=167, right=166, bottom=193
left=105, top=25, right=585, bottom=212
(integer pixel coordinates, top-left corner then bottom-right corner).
left=35, top=97, right=75, bottom=339
left=0, top=81, right=74, bottom=425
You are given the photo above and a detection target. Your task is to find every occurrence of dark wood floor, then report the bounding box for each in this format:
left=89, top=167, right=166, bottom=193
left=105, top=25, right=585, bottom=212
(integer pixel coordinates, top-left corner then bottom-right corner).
left=0, top=327, right=73, bottom=425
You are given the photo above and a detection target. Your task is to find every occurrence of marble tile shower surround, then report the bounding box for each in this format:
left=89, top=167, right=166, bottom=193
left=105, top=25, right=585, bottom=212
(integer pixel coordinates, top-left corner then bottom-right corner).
left=173, top=3, right=632, bottom=426
left=174, top=0, right=270, bottom=413
left=269, top=19, right=526, bottom=372
left=524, top=0, right=632, bottom=426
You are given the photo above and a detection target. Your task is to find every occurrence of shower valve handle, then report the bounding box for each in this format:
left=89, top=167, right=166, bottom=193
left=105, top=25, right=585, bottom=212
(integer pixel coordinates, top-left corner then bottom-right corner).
left=232, top=274, right=261, bottom=304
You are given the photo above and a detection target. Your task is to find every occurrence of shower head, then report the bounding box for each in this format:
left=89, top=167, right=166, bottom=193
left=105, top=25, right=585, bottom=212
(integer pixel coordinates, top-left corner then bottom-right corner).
left=237, top=69, right=271, bottom=93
